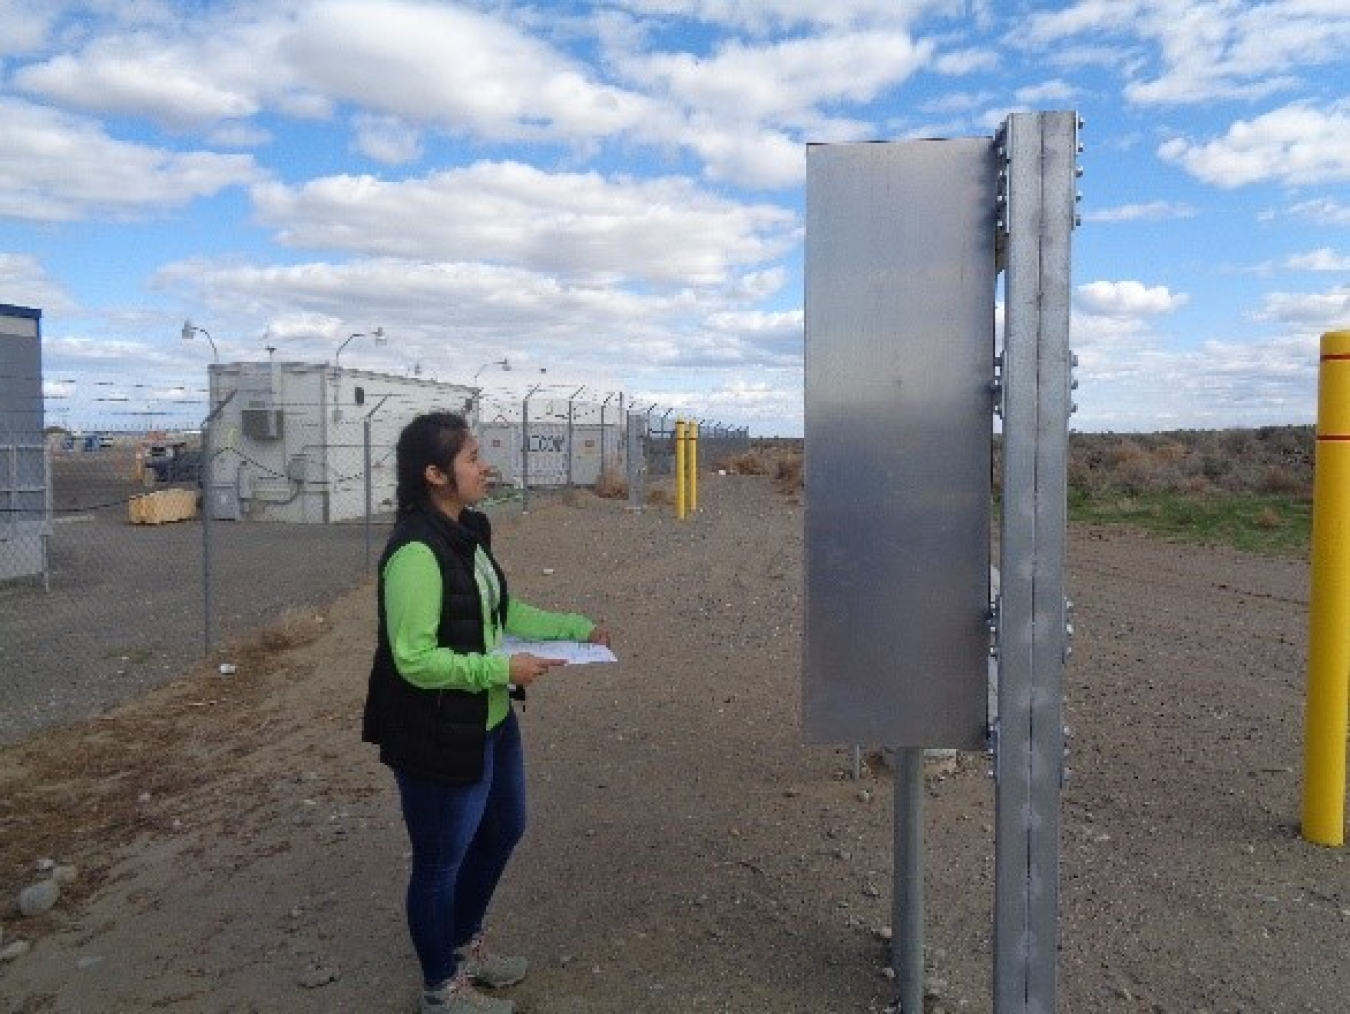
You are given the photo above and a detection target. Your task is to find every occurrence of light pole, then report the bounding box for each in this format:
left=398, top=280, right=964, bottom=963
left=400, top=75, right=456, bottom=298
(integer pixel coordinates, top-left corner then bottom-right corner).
left=473, top=358, right=511, bottom=381
left=335, top=327, right=387, bottom=370
left=181, top=319, right=219, bottom=361
left=333, top=327, right=387, bottom=420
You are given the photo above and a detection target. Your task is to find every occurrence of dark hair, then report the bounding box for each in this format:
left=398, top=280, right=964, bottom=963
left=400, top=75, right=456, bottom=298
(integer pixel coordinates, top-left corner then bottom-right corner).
left=395, top=412, right=472, bottom=514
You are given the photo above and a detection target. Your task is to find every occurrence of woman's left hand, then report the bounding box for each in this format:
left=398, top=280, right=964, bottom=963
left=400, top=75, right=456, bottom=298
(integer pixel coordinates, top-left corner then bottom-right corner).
left=588, top=624, right=612, bottom=648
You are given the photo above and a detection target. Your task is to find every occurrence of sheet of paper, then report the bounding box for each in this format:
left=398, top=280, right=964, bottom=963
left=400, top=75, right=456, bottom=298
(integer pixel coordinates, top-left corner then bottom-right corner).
left=495, top=636, right=617, bottom=664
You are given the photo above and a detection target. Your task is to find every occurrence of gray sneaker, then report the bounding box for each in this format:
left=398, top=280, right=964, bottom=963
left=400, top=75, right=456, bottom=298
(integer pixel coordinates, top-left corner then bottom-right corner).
left=455, top=933, right=529, bottom=989
left=421, top=971, right=515, bottom=1013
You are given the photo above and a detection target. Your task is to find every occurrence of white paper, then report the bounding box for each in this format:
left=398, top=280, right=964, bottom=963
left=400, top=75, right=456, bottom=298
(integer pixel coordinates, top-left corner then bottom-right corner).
left=495, top=636, right=617, bottom=665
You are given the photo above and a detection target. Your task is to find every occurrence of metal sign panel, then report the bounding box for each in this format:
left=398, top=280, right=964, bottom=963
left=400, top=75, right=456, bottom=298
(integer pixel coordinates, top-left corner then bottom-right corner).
left=803, top=139, right=995, bottom=749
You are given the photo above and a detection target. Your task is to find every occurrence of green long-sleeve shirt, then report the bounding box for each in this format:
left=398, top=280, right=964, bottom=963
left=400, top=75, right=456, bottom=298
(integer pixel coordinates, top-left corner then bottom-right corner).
left=382, top=540, right=594, bottom=728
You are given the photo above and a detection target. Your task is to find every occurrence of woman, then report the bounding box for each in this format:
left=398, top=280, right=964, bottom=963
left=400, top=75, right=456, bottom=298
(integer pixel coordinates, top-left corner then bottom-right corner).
left=363, top=411, right=611, bottom=1014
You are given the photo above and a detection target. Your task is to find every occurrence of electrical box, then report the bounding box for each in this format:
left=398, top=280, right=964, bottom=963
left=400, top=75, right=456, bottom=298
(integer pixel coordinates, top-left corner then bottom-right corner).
left=803, top=140, right=995, bottom=750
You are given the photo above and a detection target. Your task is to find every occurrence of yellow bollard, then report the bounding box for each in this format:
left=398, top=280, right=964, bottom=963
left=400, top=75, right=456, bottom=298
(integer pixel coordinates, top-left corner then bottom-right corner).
left=675, top=420, right=687, bottom=520
left=688, top=421, right=699, bottom=514
left=1303, top=329, right=1350, bottom=847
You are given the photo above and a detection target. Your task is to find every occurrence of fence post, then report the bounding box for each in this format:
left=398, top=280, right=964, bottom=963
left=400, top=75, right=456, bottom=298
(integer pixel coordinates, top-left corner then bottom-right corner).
left=363, top=394, right=391, bottom=573
left=200, top=388, right=236, bottom=657
left=626, top=410, right=646, bottom=511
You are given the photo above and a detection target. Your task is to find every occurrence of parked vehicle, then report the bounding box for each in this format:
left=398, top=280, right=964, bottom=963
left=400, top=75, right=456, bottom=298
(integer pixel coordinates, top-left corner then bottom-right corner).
left=143, top=442, right=203, bottom=484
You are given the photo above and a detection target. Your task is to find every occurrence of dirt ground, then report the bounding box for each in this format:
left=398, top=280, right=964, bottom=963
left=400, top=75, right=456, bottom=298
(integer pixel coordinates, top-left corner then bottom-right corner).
left=0, top=473, right=1345, bottom=1013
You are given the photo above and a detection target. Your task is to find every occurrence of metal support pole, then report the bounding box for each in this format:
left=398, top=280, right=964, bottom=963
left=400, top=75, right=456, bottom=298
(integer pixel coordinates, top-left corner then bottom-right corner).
left=363, top=415, right=373, bottom=569
left=521, top=395, right=531, bottom=512
left=1302, top=328, right=1350, bottom=846
left=567, top=397, right=575, bottom=488
left=893, top=747, right=925, bottom=1013
left=362, top=395, right=390, bottom=572
left=199, top=387, right=236, bottom=657
left=993, top=110, right=1077, bottom=1014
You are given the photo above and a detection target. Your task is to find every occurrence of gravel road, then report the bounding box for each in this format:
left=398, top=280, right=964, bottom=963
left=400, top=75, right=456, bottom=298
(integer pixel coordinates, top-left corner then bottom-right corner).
left=1, top=473, right=1344, bottom=1014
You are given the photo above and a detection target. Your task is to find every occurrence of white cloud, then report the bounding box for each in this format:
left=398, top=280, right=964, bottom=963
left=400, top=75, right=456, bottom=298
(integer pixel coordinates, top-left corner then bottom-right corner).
left=1253, top=285, right=1350, bottom=329
left=154, top=256, right=716, bottom=366
left=1076, top=280, right=1188, bottom=317
left=0, top=253, right=78, bottom=313
left=1069, top=308, right=1318, bottom=432
left=1083, top=201, right=1196, bottom=223
left=285, top=0, right=649, bottom=143
left=249, top=162, right=799, bottom=287
left=1159, top=102, right=1350, bottom=187
left=1286, top=248, right=1350, bottom=272
left=1285, top=197, right=1350, bottom=227
left=351, top=113, right=422, bottom=165
left=0, top=98, right=263, bottom=222
left=0, top=0, right=57, bottom=56
left=208, top=120, right=272, bottom=148
left=1015, top=79, right=1077, bottom=105
left=679, top=116, right=808, bottom=188
left=931, top=49, right=998, bottom=75
left=16, top=45, right=259, bottom=128
left=624, top=31, right=932, bottom=123
left=1023, top=0, right=1350, bottom=107
left=608, top=0, right=953, bottom=34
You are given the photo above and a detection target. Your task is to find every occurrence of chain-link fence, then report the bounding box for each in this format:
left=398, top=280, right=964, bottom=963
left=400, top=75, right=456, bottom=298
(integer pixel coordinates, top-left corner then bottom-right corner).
left=1, top=389, right=748, bottom=747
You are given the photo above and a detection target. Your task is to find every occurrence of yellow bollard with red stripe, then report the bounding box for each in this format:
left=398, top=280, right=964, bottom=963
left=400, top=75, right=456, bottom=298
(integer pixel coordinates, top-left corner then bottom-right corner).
left=1303, top=329, right=1350, bottom=846
left=675, top=420, right=687, bottom=520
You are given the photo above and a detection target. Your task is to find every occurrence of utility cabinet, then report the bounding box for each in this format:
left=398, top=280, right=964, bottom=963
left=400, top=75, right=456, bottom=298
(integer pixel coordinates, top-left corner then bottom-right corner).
left=0, top=304, right=48, bottom=582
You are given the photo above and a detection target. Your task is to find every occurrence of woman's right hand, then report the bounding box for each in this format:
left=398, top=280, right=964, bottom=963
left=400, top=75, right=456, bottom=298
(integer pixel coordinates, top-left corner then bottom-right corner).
left=509, top=652, right=566, bottom=687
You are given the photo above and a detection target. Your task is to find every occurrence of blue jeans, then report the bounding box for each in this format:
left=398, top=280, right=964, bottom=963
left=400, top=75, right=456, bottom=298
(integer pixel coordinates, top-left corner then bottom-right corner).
left=394, top=710, right=527, bottom=990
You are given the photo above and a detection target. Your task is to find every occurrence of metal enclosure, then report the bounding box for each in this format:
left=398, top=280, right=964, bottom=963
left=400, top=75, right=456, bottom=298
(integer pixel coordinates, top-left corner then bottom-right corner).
left=207, top=362, right=476, bottom=523
left=0, top=304, right=48, bottom=583
left=803, top=139, right=995, bottom=749
left=479, top=420, right=622, bottom=487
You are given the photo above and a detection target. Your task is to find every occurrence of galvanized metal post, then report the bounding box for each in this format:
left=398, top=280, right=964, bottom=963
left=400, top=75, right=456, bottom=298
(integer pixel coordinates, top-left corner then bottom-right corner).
left=566, top=397, right=574, bottom=488
left=626, top=410, right=646, bottom=512
left=362, top=394, right=390, bottom=572
left=521, top=393, right=532, bottom=512
left=893, top=747, right=925, bottom=1013
left=993, top=110, right=1078, bottom=1014
left=199, top=386, right=235, bottom=657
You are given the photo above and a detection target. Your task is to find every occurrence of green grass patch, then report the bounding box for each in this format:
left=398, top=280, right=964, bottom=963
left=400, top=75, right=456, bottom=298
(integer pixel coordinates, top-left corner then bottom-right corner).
left=1068, top=488, right=1311, bottom=556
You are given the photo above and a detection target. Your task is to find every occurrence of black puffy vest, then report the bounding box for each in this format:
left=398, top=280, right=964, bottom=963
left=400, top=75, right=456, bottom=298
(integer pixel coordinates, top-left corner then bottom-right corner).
left=361, top=506, right=510, bottom=785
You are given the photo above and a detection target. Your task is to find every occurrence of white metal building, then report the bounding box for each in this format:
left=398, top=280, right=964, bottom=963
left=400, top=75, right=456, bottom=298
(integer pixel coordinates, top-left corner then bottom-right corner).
left=479, top=419, right=623, bottom=488
left=206, top=361, right=476, bottom=523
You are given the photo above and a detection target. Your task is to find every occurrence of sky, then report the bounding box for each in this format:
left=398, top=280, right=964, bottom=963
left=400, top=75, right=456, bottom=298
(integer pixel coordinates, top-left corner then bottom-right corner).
left=2, top=0, right=1348, bottom=436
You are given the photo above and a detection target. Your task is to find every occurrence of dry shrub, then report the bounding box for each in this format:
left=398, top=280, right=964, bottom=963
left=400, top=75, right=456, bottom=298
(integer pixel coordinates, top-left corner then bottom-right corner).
left=1182, top=474, right=1214, bottom=496
left=1258, top=465, right=1303, bottom=497
left=646, top=484, right=675, bottom=506
left=774, top=452, right=804, bottom=494
left=718, top=451, right=772, bottom=475
left=1256, top=506, right=1283, bottom=530
left=1154, top=441, right=1189, bottom=463
left=593, top=468, right=628, bottom=500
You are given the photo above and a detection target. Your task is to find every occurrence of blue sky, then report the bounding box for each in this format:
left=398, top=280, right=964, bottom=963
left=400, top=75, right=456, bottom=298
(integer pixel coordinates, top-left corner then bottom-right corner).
left=2, top=0, right=1348, bottom=435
